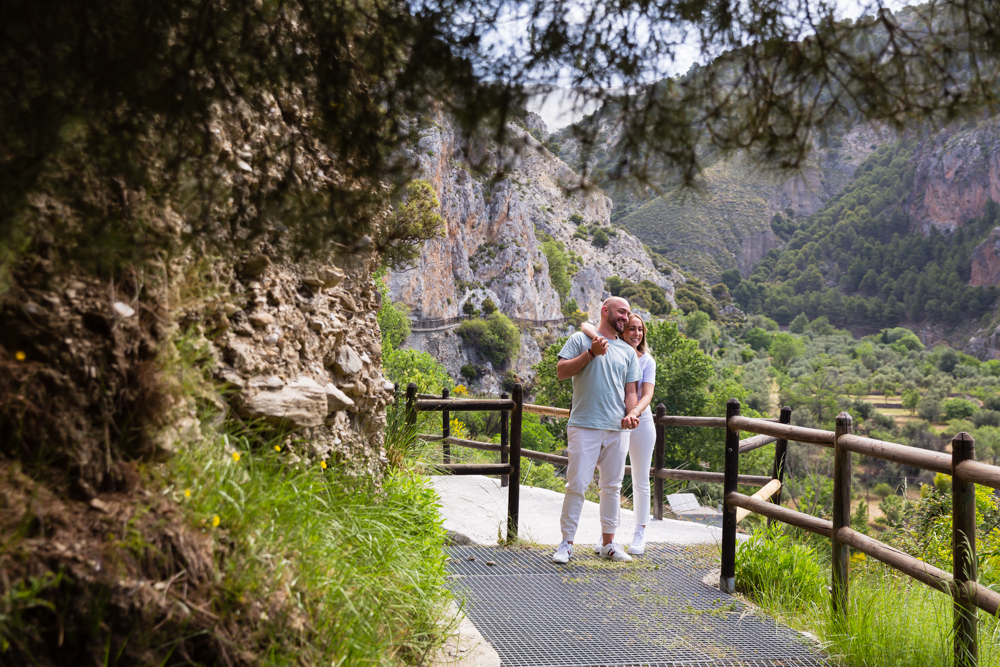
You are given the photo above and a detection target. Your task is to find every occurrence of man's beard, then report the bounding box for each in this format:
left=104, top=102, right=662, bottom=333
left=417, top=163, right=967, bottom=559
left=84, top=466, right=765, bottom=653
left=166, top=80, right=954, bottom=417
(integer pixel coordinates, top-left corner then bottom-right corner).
left=613, top=317, right=626, bottom=333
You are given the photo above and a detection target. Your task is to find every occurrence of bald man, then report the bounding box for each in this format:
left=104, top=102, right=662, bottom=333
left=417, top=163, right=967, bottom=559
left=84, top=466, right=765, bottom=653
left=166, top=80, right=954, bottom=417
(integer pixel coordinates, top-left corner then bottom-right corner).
left=552, top=296, right=640, bottom=563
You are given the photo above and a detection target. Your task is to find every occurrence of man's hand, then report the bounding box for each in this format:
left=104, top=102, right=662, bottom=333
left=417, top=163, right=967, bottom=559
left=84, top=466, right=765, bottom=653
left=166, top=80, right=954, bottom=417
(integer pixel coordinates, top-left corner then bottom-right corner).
left=591, top=335, right=609, bottom=357
left=621, top=413, right=639, bottom=429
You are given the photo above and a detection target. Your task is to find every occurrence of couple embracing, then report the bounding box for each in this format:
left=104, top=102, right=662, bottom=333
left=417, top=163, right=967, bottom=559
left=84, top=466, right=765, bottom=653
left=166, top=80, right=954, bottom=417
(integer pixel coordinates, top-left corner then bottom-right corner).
left=552, top=296, right=657, bottom=564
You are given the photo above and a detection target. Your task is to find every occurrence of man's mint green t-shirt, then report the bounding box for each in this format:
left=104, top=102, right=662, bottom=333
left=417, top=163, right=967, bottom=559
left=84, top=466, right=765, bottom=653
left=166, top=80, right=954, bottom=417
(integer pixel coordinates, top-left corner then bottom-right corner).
left=558, top=331, right=641, bottom=431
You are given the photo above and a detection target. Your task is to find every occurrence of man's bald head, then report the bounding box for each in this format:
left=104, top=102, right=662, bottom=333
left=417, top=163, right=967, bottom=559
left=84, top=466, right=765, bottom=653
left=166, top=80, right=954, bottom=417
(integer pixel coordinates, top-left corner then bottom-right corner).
left=601, top=296, right=631, bottom=335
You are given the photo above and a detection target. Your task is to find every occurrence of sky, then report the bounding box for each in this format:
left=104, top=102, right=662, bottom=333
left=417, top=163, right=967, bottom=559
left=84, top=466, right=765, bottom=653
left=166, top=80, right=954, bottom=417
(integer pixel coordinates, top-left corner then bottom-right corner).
left=522, top=0, right=916, bottom=131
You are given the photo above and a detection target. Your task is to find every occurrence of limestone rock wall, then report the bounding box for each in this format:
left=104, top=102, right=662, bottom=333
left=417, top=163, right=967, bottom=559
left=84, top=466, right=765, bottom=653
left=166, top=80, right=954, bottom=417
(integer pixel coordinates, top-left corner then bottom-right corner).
left=212, top=250, right=394, bottom=476
left=971, top=227, right=1000, bottom=287
left=908, top=121, right=1000, bottom=235
left=389, top=113, right=677, bottom=324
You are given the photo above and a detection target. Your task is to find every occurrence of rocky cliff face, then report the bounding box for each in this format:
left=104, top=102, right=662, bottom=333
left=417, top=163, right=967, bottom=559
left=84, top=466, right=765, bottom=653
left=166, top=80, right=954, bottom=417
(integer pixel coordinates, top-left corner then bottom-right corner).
left=907, top=120, right=1000, bottom=235
left=213, top=250, right=394, bottom=476
left=971, top=227, right=1000, bottom=287
left=389, top=113, right=677, bottom=322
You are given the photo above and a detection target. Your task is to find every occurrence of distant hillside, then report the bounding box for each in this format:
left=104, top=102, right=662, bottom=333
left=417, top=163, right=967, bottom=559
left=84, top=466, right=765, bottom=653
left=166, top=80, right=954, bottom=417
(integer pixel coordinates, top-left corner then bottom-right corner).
left=553, top=103, right=889, bottom=285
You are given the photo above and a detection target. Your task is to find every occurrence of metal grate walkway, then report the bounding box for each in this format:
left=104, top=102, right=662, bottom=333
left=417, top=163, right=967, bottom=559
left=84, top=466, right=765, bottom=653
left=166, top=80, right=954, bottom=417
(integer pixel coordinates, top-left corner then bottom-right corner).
left=446, top=544, right=827, bottom=667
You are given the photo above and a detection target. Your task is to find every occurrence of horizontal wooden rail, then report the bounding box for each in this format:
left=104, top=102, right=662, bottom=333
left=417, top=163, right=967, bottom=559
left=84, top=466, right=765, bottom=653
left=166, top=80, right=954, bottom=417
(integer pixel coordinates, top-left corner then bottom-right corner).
left=727, top=491, right=833, bottom=538
left=416, top=398, right=516, bottom=412
left=835, top=527, right=1000, bottom=616
left=523, top=404, right=570, bottom=418
left=657, top=469, right=771, bottom=486
left=736, top=479, right=781, bottom=522
left=657, top=416, right=727, bottom=428
left=435, top=463, right=514, bottom=475
left=739, top=434, right=778, bottom=454
left=729, top=416, right=835, bottom=446
left=955, top=459, right=1000, bottom=490
left=836, top=434, right=951, bottom=475
left=420, top=434, right=502, bottom=452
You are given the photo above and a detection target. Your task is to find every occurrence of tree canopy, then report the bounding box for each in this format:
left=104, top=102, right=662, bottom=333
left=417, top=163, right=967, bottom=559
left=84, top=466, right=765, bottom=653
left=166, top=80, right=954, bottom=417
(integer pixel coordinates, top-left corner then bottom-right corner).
left=4, top=0, right=1000, bottom=279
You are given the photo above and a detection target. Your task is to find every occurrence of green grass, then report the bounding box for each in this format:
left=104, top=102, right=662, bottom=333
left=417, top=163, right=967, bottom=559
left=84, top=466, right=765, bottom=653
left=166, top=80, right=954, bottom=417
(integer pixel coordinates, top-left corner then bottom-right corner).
left=736, top=525, right=1000, bottom=666
left=166, top=420, right=454, bottom=665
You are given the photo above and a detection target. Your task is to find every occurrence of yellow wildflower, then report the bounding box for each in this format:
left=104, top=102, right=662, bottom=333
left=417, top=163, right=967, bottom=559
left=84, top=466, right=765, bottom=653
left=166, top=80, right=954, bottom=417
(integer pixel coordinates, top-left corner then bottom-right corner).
left=450, top=418, right=468, bottom=440
left=184, top=489, right=191, bottom=498
left=15, top=351, right=26, bottom=361
left=232, top=452, right=241, bottom=462
left=274, top=445, right=281, bottom=452
left=212, top=515, right=221, bottom=527
left=320, top=460, right=327, bottom=469
left=452, top=385, right=468, bottom=396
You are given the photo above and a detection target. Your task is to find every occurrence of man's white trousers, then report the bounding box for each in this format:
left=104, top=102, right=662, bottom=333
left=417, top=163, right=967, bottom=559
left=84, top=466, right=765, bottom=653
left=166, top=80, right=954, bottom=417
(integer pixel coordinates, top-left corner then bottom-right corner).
left=560, top=425, right=630, bottom=541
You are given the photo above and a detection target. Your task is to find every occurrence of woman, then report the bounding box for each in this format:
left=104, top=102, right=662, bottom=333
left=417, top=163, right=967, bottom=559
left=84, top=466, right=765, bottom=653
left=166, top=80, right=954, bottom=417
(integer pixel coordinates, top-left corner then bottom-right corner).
left=580, top=314, right=656, bottom=554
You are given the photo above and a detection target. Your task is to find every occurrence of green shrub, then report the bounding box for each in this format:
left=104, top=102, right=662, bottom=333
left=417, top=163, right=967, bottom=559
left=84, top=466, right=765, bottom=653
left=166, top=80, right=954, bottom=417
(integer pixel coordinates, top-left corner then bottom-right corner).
left=541, top=239, right=572, bottom=300
left=377, top=298, right=411, bottom=351
left=569, top=213, right=585, bottom=225
left=457, top=313, right=521, bottom=366
left=381, top=179, right=445, bottom=269
left=383, top=347, right=454, bottom=394
left=460, top=364, right=477, bottom=380
left=917, top=397, right=942, bottom=422
left=942, top=397, right=977, bottom=421
left=620, top=279, right=671, bottom=315
left=592, top=228, right=610, bottom=248
left=789, top=312, right=809, bottom=334
left=481, top=297, right=497, bottom=316
left=462, top=299, right=477, bottom=316
left=872, top=482, right=893, bottom=498
left=743, top=327, right=773, bottom=351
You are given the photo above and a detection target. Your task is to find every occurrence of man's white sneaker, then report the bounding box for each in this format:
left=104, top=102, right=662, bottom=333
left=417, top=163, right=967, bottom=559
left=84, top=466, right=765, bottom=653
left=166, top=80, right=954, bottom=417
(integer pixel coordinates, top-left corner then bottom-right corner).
left=552, top=542, right=573, bottom=564
left=630, top=533, right=646, bottom=556
left=599, top=542, right=632, bottom=562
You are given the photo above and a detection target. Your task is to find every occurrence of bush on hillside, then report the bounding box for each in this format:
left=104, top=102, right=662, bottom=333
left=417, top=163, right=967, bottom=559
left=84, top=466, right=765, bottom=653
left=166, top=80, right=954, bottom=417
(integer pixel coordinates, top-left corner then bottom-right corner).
left=377, top=297, right=411, bottom=351
left=383, top=347, right=454, bottom=394
left=942, top=397, right=977, bottom=421
left=457, top=313, right=520, bottom=366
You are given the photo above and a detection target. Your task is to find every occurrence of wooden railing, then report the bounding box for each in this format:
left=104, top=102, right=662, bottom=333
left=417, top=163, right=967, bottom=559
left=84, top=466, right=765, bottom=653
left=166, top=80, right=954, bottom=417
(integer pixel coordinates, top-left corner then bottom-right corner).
left=403, top=385, right=783, bottom=540
left=405, top=385, right=998, bottom=664
left=720, top=399, right=996, bottom=667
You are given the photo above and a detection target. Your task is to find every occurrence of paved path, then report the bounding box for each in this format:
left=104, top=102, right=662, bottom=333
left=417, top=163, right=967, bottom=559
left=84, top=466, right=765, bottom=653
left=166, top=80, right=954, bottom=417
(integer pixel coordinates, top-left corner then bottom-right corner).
left=432, top=475, right=732, bottom=547
left=433, top=477, right=824, bottom=667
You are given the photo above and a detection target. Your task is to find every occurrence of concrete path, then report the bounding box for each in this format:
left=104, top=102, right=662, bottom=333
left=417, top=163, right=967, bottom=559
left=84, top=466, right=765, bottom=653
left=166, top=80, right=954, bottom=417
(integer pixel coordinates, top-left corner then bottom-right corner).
left=431, top=475, right=731, bottom=547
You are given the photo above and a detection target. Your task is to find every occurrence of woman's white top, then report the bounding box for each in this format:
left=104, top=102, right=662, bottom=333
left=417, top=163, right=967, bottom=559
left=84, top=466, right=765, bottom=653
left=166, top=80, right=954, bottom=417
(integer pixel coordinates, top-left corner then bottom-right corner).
left=637, top=353, right=657, bottom=414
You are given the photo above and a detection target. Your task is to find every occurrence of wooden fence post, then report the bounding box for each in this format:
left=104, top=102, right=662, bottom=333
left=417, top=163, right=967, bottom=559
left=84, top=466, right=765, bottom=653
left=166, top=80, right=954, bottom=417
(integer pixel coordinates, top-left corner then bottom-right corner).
left=441, top=388, right=451, bottom=464
left=654, top=404, right=666, bottom=521
left=953, top=431, right=978, bottom=667
left=405, top=383, right=417, bottom=426
left=768, top=406, right=792, bottom=527
left=721, top=398, right=741, bottom=594
left=832, top=412, right=853, bottom=619
left=500, top=392, right=510, bottom=488
left=507, top=383, right=523, bottom=542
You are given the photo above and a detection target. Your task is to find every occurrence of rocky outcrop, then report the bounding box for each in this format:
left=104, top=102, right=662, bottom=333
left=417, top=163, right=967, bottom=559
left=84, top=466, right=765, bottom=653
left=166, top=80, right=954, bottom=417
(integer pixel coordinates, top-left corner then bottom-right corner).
left=211, top=252, right=394, bottom=475
left=390, top=113, right=676, bottom=323
left=971, top=227, right=1000, bottom=286
left=908, top=120, right=1000, bottom=235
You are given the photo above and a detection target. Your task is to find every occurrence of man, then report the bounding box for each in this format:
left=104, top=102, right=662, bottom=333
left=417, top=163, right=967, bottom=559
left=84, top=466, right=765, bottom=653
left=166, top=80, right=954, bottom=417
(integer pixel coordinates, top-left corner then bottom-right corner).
left=552, top=296, right=640, bottom=563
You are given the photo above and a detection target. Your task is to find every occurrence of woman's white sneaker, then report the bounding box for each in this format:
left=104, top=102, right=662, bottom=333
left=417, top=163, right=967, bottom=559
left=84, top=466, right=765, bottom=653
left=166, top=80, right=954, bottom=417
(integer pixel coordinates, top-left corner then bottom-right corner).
left=630, top=533, right=646, bottom=555
left=552, top=541, right=573, bottom=564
